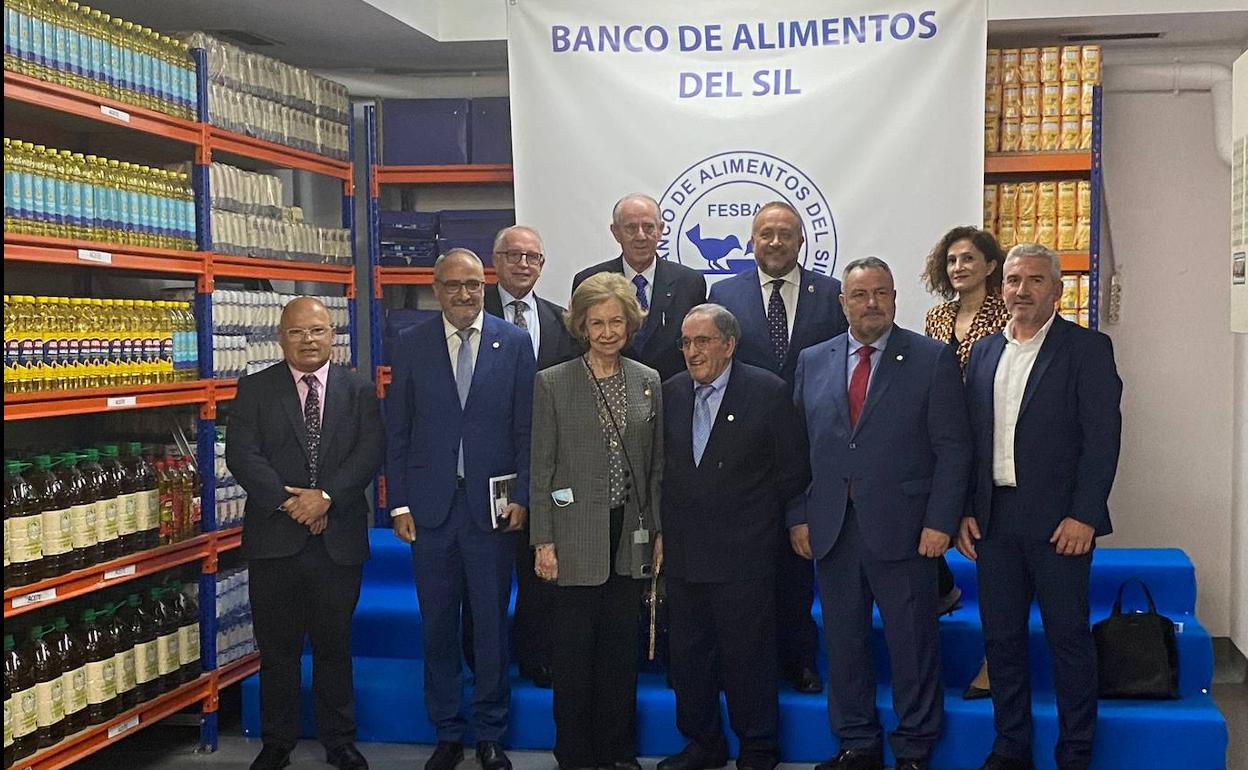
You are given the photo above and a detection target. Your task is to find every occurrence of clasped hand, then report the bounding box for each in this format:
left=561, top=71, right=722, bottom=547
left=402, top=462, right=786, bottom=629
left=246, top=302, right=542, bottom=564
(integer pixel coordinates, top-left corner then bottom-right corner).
left=282, top=485, right=329, bottom=534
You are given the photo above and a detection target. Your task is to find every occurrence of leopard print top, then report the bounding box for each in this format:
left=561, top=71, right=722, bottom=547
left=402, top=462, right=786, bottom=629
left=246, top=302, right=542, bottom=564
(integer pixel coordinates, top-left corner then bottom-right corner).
left=924, top=294, right=1010, bottom=373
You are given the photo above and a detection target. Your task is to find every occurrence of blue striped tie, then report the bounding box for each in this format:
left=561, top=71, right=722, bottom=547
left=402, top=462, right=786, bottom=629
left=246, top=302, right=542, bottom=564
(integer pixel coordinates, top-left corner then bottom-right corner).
left=455, top=329, right=474, bottom=477
left=692, top=384, right=714, bottom=466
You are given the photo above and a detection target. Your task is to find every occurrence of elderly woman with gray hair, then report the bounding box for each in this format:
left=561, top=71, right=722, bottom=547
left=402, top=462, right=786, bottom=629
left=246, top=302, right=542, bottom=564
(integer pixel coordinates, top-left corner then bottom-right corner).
left=529, top=271, right=664, bottom=770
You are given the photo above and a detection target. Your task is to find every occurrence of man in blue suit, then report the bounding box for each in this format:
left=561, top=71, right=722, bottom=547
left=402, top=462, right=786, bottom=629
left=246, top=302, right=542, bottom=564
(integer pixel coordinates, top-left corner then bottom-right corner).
left=790, top=257, right=972, bottom=770
left=708, top=201, right=847, bottom=694
left=386, top=249, right=536, bottom=770
left=958, top=244, right=1122, bottom=770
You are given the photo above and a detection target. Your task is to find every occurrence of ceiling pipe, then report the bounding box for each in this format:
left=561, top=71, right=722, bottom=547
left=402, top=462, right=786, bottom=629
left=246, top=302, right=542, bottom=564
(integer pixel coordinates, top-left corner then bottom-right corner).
left=1103, top=62, right=1232, bottom=166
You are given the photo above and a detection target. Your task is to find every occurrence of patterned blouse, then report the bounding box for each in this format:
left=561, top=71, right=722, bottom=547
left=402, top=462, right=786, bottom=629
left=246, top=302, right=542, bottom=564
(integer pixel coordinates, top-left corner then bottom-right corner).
left=924, top=294, right=1010, bottom=372
left=587, top=366, right=629, bottom=507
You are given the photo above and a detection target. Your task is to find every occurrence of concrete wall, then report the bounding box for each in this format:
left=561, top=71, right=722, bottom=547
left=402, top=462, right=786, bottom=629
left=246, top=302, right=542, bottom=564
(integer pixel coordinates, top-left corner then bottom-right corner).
left=1099, top=45, right=1239, bottom=637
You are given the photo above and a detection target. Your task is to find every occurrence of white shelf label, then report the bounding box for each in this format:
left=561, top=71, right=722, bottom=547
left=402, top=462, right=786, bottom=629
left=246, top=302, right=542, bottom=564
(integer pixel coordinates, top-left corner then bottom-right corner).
left=106, top=396, right=138, bottom=409
left=77, top=248, right=113, bottom=264
left=107, top=715, right=140, bottom=738
left=11, top=588, right=57, bottom=608
left=100, top=104, right=131, bottom=123
left=103, top=564, right=137, bottom=580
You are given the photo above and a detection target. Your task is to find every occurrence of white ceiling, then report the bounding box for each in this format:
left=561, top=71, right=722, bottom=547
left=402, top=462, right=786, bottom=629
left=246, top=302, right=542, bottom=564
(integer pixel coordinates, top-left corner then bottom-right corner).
left=94, top=2, right=1246, bottom=76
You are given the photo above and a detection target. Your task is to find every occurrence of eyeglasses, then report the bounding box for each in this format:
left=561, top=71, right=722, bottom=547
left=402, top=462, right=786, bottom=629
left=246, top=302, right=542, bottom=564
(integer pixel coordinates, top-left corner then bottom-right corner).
left=283, top=326, right=331, bottom=340
left=436, top=280, right=485, bottom=294
left=618, top=222, right=660, bottom=236
left=494, top=250, right=544, bottom=266
left=677, top=335, right=724, bottom=351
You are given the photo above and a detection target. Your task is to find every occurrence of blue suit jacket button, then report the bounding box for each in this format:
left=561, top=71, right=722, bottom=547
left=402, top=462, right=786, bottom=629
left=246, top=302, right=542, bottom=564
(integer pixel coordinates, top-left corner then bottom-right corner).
left=848, top=443, right=857, bottom=450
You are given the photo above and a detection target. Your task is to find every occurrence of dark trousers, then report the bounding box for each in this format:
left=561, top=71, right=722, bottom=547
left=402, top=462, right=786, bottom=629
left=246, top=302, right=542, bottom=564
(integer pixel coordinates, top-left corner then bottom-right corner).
left=412, top=488, right=517, bottom=743
left=775, top=531, right=819, bottom=675
left=977, top=487, right=1096, bottom=770
left=512, top=524, right=556, bottom=673
left=815, top=505, right=942, bottom=761
left=249, top=535, right=363, bottom=751
left=551, top=573, right=644, bottom=767
left=462, top=524, right=555, bottom=675
left=668, top=575, right=779, bottom=762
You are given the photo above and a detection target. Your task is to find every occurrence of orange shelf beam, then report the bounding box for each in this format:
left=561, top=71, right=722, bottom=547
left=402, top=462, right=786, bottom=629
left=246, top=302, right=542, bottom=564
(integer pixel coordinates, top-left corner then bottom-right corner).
left=3, top=380, right=215, bottom=421
left=209, top=253, right=355, bottom=288
left=215, top=651, right=261, bottom=690
left=212, top=378, right=239, bottom=404
left=374, top=163, right=513, bottom=192
left=985, top=151, right=1092, bottom=174
left=1059, top=252, right=1091, bottom=272
left=3, top=70, right=205, bottom=148
left=207, top=126, right=353, bottom=189
left=215, top=526, right=244, bottom=553
left=19, top=673, right=213, bottom=770
left=4, top=534, right=214, bottom=618
left=4, top=234, right=205, bottom=276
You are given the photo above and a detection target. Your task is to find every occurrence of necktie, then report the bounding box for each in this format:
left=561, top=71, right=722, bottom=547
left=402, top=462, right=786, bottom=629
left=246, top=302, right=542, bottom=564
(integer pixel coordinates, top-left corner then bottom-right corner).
left=767, top=279, right=789, bottom=365
left=301, top=374, right=321, bottom=485
left=692, top=384, right=714, bottom=466
left=510, top=300, right=528, bottom=330
left=632, top=274, right=650, bottom=311
left=455, top=329, right=474, bottom=476
left=848, top=345, right=874, bottom=429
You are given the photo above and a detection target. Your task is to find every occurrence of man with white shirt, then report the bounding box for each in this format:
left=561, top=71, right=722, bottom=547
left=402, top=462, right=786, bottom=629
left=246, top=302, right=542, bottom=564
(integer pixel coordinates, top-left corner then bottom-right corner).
left=572, top=193, right=707, bottom=381
left=228, top=297, right=383, bottom=770
left=958, top=244, right=1122, bottom=770
left=385, top=249, right=536, bottom=770
left=479, top=226, right=580, bottom=688
left=708, top=201, right=847, bottom=694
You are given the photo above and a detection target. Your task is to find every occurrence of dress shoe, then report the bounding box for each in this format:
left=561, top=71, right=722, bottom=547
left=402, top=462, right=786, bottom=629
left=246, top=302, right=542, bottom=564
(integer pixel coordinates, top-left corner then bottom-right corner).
left=658, top=739, right=729, bottom=770
left=326, top=743, right=369, bottom=770
left=249, top=744, right=292, bottom=770
left=814, top=748, right=884, bottom=770
left=735, top=753, right=778, bottom=770
left=787, top=665, right=823, bottom=694
left=978, top=754, right=1034, bottom=770
left=425, top=741, right=465, bottom=770
left=893, top=759, right=927, bottom=770
left=936, top=585, right=962, bottom=616
left=521, top=664, right=553, bottom=688
left=476, top=741, right=512, bottom=770
left=608, top=760, right=643, bottom=770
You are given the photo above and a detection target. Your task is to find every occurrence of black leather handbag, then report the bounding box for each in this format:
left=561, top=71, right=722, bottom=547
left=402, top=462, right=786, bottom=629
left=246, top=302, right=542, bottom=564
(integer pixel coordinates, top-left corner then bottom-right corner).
left=1093, top=578, right=1179, bottom=700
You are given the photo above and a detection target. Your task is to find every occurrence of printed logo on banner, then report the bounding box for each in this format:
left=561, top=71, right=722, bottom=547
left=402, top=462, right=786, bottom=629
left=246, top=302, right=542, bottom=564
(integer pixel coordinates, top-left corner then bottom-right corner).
left=657, top=150, right=837, bottom=277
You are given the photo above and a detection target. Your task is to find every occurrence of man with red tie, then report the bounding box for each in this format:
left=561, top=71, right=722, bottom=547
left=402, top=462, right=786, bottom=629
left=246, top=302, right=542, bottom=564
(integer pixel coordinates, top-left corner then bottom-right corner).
left=789, top=258, right=972, bottom=770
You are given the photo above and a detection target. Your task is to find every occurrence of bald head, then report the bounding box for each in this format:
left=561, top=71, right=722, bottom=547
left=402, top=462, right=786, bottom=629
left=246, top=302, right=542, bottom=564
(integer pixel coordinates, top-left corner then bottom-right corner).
left=279, top=296, right=333, bottom=372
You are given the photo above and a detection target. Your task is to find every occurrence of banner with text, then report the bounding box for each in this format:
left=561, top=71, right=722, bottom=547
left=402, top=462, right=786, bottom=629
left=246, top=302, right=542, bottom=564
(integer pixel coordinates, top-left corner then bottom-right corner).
left=508, top=0, right=987, bottom=329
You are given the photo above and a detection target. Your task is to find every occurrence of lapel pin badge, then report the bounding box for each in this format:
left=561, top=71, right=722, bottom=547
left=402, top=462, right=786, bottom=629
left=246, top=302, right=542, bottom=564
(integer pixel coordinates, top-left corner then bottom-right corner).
left=727, top=414, right=735, bottom=422
left=492, top=341, right=500, bottom=349
left=896, top=354, right=904, bottom=361
left=807, top=284, right=814, bottom=293
left=644, top=387, right=651, bottom=397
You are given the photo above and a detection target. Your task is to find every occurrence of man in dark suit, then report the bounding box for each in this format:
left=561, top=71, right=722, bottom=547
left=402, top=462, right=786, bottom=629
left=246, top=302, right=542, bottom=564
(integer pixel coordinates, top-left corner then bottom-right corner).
left=572, top=193, right=707, bottom=381
left=707, top=201, right=847, bottom=694
left=483, top=224, right=580, bottom=687
left=958, top=244, right=1122, bottom=770
left=790, top=258, right=972, bottom=770
left=659, top=304, right=810, bottom=770
left=227, top=297, right=383, bottom=770
left=386, top=249, right=536, bottom=770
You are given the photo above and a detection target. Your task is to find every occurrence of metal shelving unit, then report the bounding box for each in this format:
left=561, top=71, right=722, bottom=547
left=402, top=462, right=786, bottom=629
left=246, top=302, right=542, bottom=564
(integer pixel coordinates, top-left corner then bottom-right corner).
left=361, top=104, right=505, bottom=522
left=984, top=86, right=1103, bottom=327
left=3, top=43, right=355, bottom=763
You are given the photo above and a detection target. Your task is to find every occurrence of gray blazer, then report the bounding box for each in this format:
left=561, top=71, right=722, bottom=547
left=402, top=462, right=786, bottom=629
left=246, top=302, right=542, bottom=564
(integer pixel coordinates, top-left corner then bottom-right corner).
left=529, top=356, right=664, bottom=586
